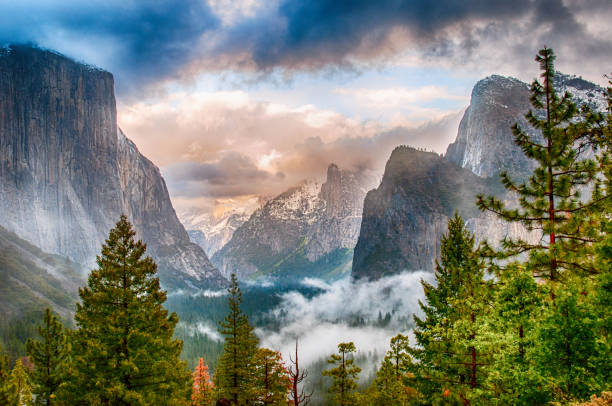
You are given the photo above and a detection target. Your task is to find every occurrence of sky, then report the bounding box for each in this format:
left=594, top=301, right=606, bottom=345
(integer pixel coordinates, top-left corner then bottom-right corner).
left=2, top=0, right=611, bottom=216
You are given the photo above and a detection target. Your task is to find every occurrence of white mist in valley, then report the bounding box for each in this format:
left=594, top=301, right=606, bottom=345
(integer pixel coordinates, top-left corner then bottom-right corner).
left=258, top=270, right=432, bottom=369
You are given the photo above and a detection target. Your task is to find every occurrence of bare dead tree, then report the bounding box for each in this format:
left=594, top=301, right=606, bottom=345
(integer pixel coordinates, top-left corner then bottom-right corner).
left=288, top=337, right=312, bottom=406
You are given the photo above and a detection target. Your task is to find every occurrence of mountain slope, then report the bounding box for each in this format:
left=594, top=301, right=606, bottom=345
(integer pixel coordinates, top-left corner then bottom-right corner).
left=353, top=73, right=605, bottom=281
left=0, top=226, right=83, bottom=318
left=180, top=205, right=257, bottom=258
left=0, top=44, right=226, bottom=290
left=212, top=164, right=374, bottom=282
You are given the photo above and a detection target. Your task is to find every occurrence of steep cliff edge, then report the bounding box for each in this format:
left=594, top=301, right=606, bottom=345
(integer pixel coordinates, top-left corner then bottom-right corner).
left=0, top=45, right=226, bottom=290
left=351, top=146, right=526, bottom=280
left=446, top=74, right=606, bottom=178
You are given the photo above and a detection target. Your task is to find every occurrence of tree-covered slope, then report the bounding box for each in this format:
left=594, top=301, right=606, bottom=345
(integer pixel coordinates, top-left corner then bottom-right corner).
left=0, top=226, right=83, bottom=318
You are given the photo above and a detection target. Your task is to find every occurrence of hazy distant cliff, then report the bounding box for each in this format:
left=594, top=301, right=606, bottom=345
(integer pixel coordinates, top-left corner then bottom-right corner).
left=213, top=164, right=374, bottom=281
left=0, top=45, right=226, bottom=290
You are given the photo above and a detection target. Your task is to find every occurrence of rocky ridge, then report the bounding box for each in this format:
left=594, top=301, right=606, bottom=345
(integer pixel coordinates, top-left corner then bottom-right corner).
left=212, top=164, right=375, bottom=281
left=353, top=73, right=605, bottom=280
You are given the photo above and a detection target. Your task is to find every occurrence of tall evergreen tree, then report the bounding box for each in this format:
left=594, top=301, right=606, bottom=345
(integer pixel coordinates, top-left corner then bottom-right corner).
left=370, top=334, right=418, bottom=405
left=65, top=215, right=191, bottom=405
left=410, top=214, right=488, bottom=404
left=475, top=48, right=611, bottom=403
left=215, top=274, right=260, bottom=404
left=26, top=308, right=69, bottom=405
left=7, top=359, right=33, bottom=406
left=322, top=342, right=361, bottom=406
left=477, top=47, right=605, bottom=280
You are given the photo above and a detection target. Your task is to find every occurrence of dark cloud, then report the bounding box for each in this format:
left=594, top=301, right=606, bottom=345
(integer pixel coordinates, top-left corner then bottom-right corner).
left=0, top=0, right=219, bottom=94
left=163, top=153, right=284, bottom=198
left=249, top=0, right=529, bottom=69
left=2, top=1, right=610, bottom=92
left=210, top=0, right=612, bottom=76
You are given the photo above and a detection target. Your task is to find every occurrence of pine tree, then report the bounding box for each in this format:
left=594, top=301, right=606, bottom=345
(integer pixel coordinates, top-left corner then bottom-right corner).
left=215, top=273, right=260, bottom=404
left=476, top=47, right=605, bottom=280
left=192, top=358, right=214, bottom=406
left=370, top=334, right=418, bottom=405
left=480, top=264, right=548, bottom=405
left=7, top=359, right=34, bottom=406
left=410, top=214, right=487, bottom=404
left=253, top=348, right=291, bottom=405
left=322, top=342, right=361, bottom=406
left=475, top=48, right=611, bottom=402
left=25, top=308, right=69, bottom=405
left=0, top=344, right=12, bottom=404
left=65, top=215, right=191, bottom=405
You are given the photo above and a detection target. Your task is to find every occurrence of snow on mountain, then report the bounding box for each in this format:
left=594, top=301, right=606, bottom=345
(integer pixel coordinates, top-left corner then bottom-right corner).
left=211, top=164, right=377, bottom=281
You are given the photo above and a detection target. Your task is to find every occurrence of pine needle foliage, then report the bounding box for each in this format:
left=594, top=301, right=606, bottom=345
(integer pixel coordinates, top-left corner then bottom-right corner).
left=410, top=213, right=489, bottom=404
left=7, top=359, right=34, bottom=406
left=192, top=358, right=214, bottom=406
left=322, top=342, right=361, bottom=406
left=477, top=47, right=608, bottom=280
left=215, top=273, right=260, bottom=405
left=66, top=215, right=191, bottom=405
left=26, top=308, right=69, bottom=405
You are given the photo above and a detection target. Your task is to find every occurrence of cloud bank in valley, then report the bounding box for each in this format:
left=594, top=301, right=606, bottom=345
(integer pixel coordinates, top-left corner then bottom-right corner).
left=258, top=271, right=433, bottom=367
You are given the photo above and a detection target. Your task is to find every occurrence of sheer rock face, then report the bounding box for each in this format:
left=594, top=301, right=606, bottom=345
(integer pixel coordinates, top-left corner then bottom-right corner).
left=0, top=45, right=226, bottom=290
left=351, top=147, right=508, bottom=280
left=212, top=164, right=375, bottom=281
left=445, top=75, right=535, bottom=179
left=446, top=74, right=606, bottom=179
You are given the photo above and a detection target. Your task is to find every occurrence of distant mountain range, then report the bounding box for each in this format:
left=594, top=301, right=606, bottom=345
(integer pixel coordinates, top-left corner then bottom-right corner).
left=211, top=164, right=376, bottom=282
left=179, top=198, right=262, bottom=258
left=0, top=45, right=227, bottom=292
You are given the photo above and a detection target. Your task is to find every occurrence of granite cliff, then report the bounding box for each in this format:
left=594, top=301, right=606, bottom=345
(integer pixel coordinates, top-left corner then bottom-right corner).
left=353, top=73, right=605, bottom=280
left=446, top=74, right=606, bottom=178
left=351, top=146, right=506, bottom=280
left=0, top=45, right=226, bottom=290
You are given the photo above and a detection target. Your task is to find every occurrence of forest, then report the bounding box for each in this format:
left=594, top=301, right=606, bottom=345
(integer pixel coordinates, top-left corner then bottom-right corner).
left=0, top=48, right=610, bottom=406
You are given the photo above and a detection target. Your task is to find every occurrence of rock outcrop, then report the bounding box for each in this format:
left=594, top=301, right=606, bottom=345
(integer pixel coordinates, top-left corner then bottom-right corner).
left=212, top=164, right=375, bottom=281
left=0, top=45, right=226, bottom=290
left=446, top=74, right=606, bottom=179
left=352, top=146, right=508, bottom=280
left=353, top=73, right=605, bottom=281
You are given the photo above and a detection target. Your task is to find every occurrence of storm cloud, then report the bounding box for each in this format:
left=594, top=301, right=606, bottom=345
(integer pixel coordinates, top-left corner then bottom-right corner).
left=0, top=0, right=219, bottom=93
left=2, top=0, right=610, bottom=92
